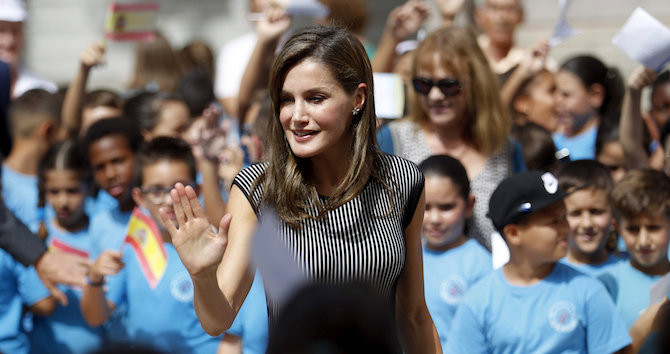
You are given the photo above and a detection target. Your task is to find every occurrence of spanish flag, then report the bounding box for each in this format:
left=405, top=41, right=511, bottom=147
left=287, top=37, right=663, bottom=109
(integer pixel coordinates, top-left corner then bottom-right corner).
left=125, top=207, right=167, bottom=289
left=104, top=2, right=159, bottom=42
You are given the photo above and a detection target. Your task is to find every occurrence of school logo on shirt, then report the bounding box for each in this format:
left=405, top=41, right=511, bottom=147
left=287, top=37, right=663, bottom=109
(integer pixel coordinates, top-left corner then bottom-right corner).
left=170, top=271, right=194, bottom=302
left=439, top=275, right=467, bottom=305
left=548, top=301, right=578, bottom=333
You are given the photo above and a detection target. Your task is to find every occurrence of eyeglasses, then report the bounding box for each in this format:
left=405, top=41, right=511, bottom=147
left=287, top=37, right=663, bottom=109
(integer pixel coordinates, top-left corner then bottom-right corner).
left=412, top=77, right=462, bottom=97
left=140, top=182, right=196, bottom=205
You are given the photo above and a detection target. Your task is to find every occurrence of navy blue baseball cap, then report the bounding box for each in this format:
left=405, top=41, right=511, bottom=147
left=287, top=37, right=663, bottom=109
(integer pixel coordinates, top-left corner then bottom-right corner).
left=488, top=171, right=566, bottom=233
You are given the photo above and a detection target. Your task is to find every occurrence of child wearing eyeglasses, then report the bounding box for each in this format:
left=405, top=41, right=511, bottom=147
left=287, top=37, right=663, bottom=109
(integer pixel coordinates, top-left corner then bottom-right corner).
left=81, top=137, right=224, bottom=353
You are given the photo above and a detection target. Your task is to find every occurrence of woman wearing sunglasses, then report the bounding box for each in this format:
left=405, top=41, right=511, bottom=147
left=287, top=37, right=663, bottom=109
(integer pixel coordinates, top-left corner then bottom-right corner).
left=378, top=26, right=525, bottom=251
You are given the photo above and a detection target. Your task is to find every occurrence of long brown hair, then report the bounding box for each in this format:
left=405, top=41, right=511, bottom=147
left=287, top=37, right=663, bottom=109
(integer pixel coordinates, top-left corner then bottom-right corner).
left=261, top=25, right=386, bottom=228
left=129, top=32, right=183, bottom=92
left=410, top=26, right=510, bottom=155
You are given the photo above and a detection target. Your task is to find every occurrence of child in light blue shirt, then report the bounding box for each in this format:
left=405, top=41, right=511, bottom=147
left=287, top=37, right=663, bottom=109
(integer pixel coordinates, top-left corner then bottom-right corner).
left=418, top=155, right=492, bottom=350
left=0, top=249, right=54, bottom=354
left=556, top=160, right=623, bottom=277
left=81, top=137, right=223, bottom=352
left=599, top=169, right=670, bottom=329
left=447, top=171, right=631, bottom=353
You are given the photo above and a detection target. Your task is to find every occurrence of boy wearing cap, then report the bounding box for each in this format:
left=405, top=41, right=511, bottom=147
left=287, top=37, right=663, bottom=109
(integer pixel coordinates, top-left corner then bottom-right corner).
left=446, top=171, right=631, bottom=354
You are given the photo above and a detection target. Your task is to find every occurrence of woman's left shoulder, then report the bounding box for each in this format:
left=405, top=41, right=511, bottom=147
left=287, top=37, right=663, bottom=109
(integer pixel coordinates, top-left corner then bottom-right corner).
left=376, top=153, right=425, bottom=190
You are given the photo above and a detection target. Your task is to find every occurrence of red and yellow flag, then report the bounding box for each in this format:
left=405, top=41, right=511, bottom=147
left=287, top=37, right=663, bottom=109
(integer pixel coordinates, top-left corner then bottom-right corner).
left=124, top=207, right=167, bottom=289
left=104, top=2, right=159, bottom=42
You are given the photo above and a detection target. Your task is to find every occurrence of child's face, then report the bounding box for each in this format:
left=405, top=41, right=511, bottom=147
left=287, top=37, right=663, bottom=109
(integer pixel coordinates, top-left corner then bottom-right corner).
left=555, top=70, right=597, bottom=134
left=422, top=175, right=472, bottom=250
left=597, top=141, right=627, bottom=183
left=132, top=160, right=195, bottom=231
left=151, top=100, right=190, bottom=139
left=620, top=214, right=670, bottom=273
left=515, top=201, right=570, bottom=263
left=524, top=72, right=558, bottom=132
left=564, top=188, right=613, bottom=257
left=650, top=82, right=670, bottom=128
left=88, top=135, right=136, bottom=203
left=44, top=170, right=86, bottom=228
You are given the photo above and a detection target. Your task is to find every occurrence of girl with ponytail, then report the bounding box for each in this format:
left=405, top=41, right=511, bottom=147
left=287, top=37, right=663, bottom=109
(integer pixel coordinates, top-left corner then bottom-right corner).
left=554, top=55, right=625, bottom=161
left=33, top=140, right=104, bottom=353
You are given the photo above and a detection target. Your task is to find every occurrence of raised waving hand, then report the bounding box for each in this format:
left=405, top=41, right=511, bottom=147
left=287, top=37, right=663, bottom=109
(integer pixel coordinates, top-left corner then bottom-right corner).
left=159, top=183, right=231, bottom=278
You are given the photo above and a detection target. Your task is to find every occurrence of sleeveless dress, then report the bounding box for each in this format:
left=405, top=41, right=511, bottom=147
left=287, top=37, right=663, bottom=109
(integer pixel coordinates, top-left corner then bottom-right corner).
left=232, top=154, right=424, bottom=321
left=387, top=120, right=517, bottom=251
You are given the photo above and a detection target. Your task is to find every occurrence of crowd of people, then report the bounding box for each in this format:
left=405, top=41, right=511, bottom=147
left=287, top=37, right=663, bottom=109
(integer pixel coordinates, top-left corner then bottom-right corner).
left=1, top=0, right=670, bottom=353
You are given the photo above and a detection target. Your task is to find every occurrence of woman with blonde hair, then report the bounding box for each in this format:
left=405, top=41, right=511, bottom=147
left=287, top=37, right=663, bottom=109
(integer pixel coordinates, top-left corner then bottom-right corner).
left=378, top=26, right=524, bottom=250
left=161, top=25, right=441, bottom=353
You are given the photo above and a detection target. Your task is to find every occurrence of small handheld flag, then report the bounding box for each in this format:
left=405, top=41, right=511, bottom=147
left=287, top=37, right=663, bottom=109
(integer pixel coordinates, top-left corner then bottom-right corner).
left=124, top=207, right=167, bottom=289
left=104, top=2, right=159, bottom=42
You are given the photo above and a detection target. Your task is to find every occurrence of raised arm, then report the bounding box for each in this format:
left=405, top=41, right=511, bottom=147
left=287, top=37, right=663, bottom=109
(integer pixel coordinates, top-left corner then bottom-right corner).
left=161, top=183, right=256, bottom=335
left=620, top=66, right=656, bottom=170
left=237, top=6, right=290, bottom=124
left=499, top=40, right=549, bottom=109
left=372, top=0, right=430, bottom=74
left=59, top=41, right=105, bottom=139
left=395, top=188, right=441, bottom=353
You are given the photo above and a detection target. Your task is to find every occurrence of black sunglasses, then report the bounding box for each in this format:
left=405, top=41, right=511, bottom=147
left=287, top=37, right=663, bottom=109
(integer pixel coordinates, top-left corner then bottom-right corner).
left=412, top=77, right=462, bottom=97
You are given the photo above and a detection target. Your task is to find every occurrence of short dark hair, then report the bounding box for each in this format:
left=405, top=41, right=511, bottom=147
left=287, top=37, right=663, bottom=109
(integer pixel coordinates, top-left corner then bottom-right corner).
left=134, top=136, right=197, bottom=187
left=418, top=155, right=470, bottom=201
left=557, top=160, right=614, bottom=195
left=123, top=91, right=186, bottom=132
left=611, top=168, right=670, bottom=220
left=9, top=89, right=60, bottom=138
left=176, top=68, right=216, bottom=117
left=511, top=122, right=558, bottom=172
left=81, top=117, right=144, bottom=156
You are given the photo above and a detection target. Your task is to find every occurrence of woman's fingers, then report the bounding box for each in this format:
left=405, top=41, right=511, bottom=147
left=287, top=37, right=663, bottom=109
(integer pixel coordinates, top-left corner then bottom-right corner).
left=171, top=184, right=187, bottom=228
left=185, top=184, right=206, bottom=219
left=177, top=183, right=195, bottom=221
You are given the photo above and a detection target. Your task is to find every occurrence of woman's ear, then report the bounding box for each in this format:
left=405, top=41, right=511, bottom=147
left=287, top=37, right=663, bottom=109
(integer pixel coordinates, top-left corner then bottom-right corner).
left=588, top=83, right=605, bottom=110
left=353, top=83, right=368, bottom=111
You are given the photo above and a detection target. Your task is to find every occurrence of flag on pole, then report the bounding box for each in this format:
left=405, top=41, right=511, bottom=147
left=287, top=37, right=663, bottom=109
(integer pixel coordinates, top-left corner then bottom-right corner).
left=124, top=207, right=167, bottom=289
left=104, top=2, right=159, bottom=42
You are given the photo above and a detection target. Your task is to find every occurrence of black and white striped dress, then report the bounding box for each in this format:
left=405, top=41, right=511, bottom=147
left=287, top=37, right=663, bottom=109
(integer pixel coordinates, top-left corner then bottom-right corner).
left=232, top=154, right=424, bottom=319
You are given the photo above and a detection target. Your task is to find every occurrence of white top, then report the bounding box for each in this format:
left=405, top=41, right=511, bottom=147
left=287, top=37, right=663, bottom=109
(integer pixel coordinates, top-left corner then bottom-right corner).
left=13, top=68, right=57, bottom=97
left=214, top=31, right=257, bottom=99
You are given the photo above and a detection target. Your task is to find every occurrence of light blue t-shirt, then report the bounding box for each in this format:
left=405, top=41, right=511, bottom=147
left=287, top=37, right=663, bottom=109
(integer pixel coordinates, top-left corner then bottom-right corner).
left=84, top=189, right=118, bottom=219
left=598, top=260, right=664, bottom=329
left=560, top=253, right=623, bottom=277
left=1, top=164, right=38, bottom=227
left=89, top=208, right=132, bottom=259
left=447, top=263, right=631, bottom=354
left=29, top=220, right=105, bottom=354
left=106, top=242, right=222, bottom=353
left=422, top=239, right=492, bottom=350
left=0, top=249, right=50, bottom=354
left=552, top=124, right=598, bottom=161
left=225, top=272, right=268, bottom=354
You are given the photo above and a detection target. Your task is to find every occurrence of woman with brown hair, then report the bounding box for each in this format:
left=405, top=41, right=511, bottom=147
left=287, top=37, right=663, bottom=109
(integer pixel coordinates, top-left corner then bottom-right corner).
left=378, top=26, right=524, bottom=251
left=162, top=25, right=440, bottom=353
